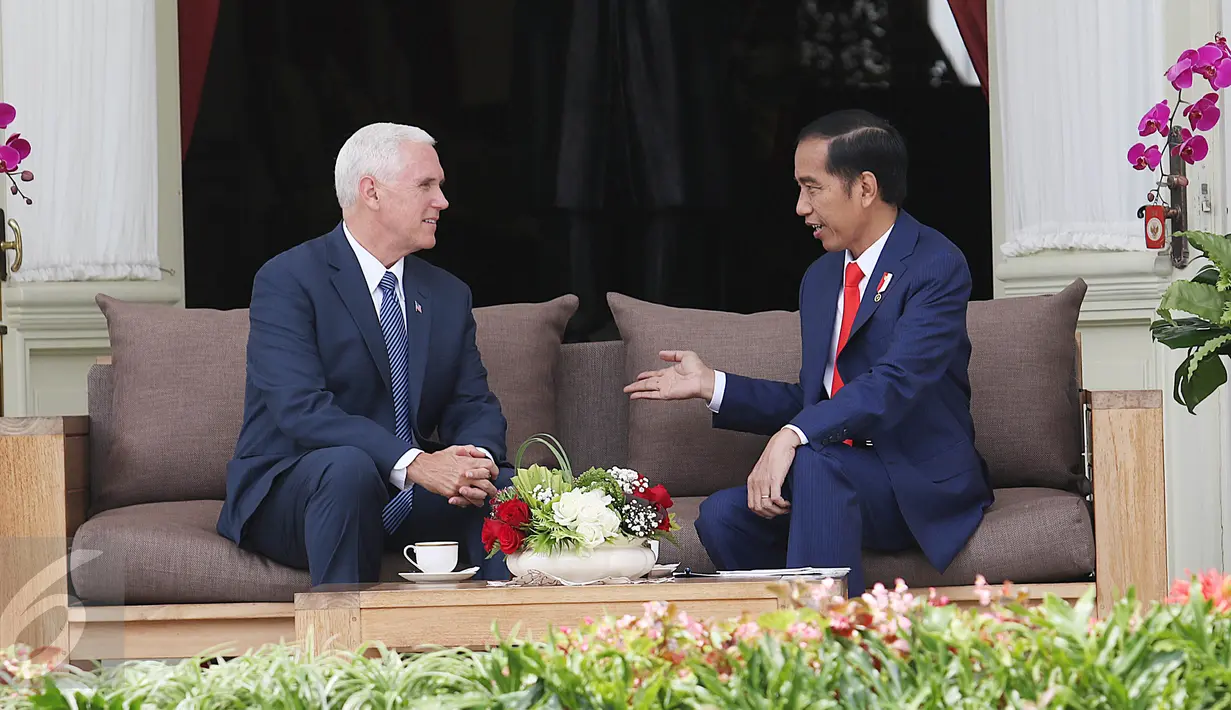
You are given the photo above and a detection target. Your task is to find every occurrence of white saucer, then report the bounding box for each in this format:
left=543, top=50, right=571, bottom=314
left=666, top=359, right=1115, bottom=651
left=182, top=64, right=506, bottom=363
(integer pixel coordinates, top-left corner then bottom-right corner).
left=398, top=566, right=479, bottom=583
left=648, top=563, right=679, bottom=578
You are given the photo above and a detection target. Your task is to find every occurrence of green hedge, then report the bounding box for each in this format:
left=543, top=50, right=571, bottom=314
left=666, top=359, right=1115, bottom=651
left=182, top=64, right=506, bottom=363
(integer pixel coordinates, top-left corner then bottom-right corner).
left=5, top=574, right=1231, bottom=708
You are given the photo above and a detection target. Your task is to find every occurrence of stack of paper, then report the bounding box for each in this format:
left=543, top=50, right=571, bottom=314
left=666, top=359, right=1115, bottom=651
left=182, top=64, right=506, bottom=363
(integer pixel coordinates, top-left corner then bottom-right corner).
left=715, top=567, right=849, bottom=579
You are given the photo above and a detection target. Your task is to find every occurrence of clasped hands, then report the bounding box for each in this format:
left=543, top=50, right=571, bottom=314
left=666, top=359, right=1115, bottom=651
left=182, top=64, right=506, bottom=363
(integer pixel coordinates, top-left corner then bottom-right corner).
left=623, top=350, right=800, bottom=519
left=407, top=445, right=500, bottom=508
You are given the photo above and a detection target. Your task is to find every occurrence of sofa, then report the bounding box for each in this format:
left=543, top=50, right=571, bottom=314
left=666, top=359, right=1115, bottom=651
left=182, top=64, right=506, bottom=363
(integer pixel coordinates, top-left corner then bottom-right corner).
left=0, top=277, right=1166, bottom=661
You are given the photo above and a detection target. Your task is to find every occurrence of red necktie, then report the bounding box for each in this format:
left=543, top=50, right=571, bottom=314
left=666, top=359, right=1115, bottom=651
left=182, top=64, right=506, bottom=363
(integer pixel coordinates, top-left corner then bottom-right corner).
left=833, top=262, right=863, bottom=446
left=831, top=261, right=864, bottom=395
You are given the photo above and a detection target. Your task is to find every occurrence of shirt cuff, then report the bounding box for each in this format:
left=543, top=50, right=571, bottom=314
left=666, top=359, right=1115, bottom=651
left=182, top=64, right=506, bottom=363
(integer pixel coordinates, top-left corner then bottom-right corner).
left=473, top=446, right=494, bottom=462
left=390, top=448, right=423, bottom=490
left=783, top=425, right=808, bottom=446
left=707, top=370, right=727, bottom=413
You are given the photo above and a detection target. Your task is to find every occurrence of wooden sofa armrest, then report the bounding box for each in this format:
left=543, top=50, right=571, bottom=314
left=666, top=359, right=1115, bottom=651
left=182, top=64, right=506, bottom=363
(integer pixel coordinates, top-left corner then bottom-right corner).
left=0, top=416, right=89, bottom=650
left=1083, top=390, right=1166, bottom=616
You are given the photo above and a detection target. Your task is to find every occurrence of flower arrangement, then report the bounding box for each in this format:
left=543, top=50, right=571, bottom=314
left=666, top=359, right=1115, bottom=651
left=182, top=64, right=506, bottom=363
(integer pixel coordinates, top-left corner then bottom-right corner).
left=1134, top=33, right=1231, bottom=412
left=0, top=102, right=34, bottom=205
left=11, top=572, right=1231, bottom=707
left=481, top=434, right=678, bottom=558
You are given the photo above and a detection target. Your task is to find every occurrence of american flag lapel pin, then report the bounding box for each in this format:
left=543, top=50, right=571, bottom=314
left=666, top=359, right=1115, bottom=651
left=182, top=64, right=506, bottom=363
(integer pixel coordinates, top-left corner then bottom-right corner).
left=414, top=300, right=422, bottom=314
left=873, top=273, right=892, bottom=302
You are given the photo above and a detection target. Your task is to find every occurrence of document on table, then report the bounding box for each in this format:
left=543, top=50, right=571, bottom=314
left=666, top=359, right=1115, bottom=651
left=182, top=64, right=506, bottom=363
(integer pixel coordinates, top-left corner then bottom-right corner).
left=714, top=567, right=849, bottom=579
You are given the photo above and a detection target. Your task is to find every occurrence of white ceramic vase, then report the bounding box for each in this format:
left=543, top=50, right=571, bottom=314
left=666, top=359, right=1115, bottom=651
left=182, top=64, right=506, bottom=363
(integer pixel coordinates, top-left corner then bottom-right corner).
left=506, top=539, right=656, bottom=583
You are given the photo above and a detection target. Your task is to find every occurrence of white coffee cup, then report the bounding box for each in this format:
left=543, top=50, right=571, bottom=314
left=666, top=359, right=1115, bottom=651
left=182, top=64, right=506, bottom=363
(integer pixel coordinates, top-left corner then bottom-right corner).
left=403, top=541, right=459, bottom=573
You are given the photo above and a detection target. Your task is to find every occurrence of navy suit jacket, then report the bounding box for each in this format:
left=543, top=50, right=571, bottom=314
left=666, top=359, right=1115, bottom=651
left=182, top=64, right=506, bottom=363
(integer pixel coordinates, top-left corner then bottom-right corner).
left=713, top=210, right=992, bottom=573
left=216, top=223, right=507, bottom=544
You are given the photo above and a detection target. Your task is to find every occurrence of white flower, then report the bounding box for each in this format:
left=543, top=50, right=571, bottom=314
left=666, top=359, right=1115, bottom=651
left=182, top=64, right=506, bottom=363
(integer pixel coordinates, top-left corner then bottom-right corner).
left=553, top=489, right=619, bottom=547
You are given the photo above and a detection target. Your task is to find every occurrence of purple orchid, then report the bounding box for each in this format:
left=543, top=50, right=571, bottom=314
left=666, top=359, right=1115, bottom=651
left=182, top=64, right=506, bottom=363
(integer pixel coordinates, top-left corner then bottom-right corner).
left=1128, top=142, right=1163, bottom=171
left=0, top=101, right=34, bottom=203
left=1171, top=128, right=1210, bottom=164
left=1139, top=100, right=1171, bottom=136
left=0, top=103, right=15, bottom=131
left=1185, top=92, right=1221, bottom=130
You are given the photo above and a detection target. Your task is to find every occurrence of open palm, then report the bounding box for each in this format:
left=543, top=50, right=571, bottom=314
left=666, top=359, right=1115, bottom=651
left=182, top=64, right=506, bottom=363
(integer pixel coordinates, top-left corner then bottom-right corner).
left=624, top=350, right=712, bottom=401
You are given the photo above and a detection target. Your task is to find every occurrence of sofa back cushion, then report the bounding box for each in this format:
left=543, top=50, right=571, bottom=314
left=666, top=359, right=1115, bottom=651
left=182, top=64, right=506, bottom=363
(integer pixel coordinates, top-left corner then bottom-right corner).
left=92, top=293, right=577, bottom=512
left=967, top=279, right=1087, bottom=491
left=605, top=279, right=1088, bottom=496
left=471, top=295, right=579, bottom=466
left=608, top=292, right=803, bottom=497
left=93, top=294, right=250, bottom=514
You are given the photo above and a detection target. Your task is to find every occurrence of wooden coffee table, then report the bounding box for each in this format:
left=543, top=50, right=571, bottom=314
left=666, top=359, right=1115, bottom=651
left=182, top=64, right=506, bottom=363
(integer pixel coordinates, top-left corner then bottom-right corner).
left=294, top=576, right=836, bottom=652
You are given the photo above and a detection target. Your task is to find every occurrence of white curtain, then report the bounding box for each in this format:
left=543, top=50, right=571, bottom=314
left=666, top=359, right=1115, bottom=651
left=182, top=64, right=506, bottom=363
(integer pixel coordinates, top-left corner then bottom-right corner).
left=0, top=0, right=160, bottom=281
left=995, top=0, right=1165, bottom=257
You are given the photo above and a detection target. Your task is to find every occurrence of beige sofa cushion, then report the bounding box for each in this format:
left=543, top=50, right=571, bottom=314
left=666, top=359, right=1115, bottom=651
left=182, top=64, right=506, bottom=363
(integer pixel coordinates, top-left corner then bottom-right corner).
left=608, top=279, right=1088, bottom=496
left=92, top=293, right=578, bottom=514
left=93, top=294, right=249, bottom=514
left=608, top=292, right=801, bottom=497
left=472, top=294, right=579, bottom=465
left=69, top=500, right=412, bottom=604
left=967, top=279, right=1087, bottom=491
left=663, top=488, right=1094, bottom=588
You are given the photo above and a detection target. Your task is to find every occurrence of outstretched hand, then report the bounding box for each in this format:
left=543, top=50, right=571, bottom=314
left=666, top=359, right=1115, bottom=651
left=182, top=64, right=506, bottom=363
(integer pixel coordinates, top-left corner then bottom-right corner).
left=623, top=350, right=716, bottom=402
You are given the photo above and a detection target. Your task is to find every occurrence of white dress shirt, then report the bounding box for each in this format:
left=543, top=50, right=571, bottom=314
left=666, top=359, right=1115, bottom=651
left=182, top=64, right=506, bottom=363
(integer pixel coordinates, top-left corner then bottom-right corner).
left=707, top=225, right=893, bottom=446
left=342, top=223, right=492, bottom=490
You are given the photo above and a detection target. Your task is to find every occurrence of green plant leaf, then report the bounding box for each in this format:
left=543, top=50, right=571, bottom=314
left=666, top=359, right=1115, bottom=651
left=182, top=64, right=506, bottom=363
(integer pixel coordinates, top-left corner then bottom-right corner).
left=1184, top=231, right=1231, bottom=289
left=1174, top=347, right=1228, bottom=413
left=1194, top=263, right=1222, bottom=286
left=1157, top=280, right=1229, bottom=324
left=1151, top=317, right=1231, bottom=349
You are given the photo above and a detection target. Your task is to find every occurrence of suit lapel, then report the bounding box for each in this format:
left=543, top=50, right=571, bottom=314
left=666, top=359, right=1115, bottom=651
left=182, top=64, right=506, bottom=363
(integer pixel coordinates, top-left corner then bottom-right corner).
left=849, top=211, right=919, bottom=339
left=326, top=226, right=393, bottom=391
left=403, top=258, right=431, bottom=429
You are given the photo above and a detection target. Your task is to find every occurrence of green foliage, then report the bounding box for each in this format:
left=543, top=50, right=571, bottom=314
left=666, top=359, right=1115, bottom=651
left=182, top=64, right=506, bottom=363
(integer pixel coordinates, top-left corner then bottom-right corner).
left=11, top=574, right=1231, bottom=708
left=1152, top=230, right=1231, bottom=412
left=575, top=466, right=626, bottom=503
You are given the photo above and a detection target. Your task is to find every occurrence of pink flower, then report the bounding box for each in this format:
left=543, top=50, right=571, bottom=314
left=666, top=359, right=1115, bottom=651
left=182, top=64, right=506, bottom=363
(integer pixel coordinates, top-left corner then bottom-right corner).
left=1185, top=92, right=1222, bottom=130
left=1139, top=100, right=1171, bottom=136
left=1128, top=142, right=1163, bottom=171
left=1172, top=128, right=1210, bottom=164
left=0, top=103, right=15, bottom=130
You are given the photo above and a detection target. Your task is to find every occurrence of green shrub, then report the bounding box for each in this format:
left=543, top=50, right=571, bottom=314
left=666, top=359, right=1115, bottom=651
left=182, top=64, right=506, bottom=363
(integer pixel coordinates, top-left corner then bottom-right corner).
left=6, top=573, right=1231, bottom=708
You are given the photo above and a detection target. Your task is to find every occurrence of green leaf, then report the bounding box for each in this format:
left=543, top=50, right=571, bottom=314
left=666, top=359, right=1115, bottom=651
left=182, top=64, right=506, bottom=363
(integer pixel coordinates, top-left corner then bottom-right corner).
left=1184, top=231, right=1231, bottom=289
left=1194, top=263, right=1222, bottom=286
left=1174, top=347, right=1228, bottom=413
left=1157, top=280, right=1230, bottom=324
left=1151, top=317, right=1231, bottom=349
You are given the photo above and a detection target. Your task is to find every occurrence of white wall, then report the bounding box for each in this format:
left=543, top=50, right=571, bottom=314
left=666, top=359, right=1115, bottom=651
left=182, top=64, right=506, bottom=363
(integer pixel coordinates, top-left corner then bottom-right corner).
left=991, top=0, right=1231, bottom=577
left=0, top=0, right=184, bottom=417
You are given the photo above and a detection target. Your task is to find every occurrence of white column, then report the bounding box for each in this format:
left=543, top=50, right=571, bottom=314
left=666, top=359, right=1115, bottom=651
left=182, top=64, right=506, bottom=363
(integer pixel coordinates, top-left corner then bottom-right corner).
left=0, top=0, right=160, bottom=282
left=993, top=0, right=1165, bottom=257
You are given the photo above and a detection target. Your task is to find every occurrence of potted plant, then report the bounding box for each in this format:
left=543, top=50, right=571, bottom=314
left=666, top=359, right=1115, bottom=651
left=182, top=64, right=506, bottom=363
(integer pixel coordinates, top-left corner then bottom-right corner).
left=1135, top=34, right=1231, bottom=412
left=481, top=433, right=679, bottom=583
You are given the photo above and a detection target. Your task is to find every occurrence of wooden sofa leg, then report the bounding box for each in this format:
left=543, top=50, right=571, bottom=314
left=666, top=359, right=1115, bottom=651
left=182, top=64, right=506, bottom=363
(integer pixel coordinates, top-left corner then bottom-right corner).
left=0, top=416, right=88, bottom=652
left=1087, top=391, right=1166, bottom=617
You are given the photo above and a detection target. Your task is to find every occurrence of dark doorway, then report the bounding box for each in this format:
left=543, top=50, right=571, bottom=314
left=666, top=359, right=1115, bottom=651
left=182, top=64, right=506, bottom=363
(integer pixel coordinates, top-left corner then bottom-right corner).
left=182, top=0, right=991, bottom=340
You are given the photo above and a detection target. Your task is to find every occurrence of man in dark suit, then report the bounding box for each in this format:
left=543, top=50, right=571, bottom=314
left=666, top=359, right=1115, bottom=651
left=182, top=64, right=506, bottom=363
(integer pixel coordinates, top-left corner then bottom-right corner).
left=624, top=110, right=993, bottom=595
left=216, top=122, right=513, bottom=586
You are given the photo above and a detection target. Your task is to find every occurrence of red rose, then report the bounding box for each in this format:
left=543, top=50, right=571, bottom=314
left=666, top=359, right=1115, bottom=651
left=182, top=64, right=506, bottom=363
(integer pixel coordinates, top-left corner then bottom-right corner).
left=481, top=517, right=502, bottom=552
left=657, top=514, right=671, bottom=532
left=495, top=498, right=531, bottom=528
left=496, top=521, right=525, bottom=554
left=635, top=484, right=673, bottom=510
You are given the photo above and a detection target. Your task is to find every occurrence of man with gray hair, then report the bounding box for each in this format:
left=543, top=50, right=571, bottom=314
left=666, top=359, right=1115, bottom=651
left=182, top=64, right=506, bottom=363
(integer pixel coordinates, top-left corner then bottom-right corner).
left=216, top=122, right=514, bottom=585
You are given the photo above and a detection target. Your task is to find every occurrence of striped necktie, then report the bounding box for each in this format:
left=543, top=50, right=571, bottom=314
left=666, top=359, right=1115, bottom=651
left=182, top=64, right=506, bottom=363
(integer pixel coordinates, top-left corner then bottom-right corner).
left=377, top=271, right=415, bottom=534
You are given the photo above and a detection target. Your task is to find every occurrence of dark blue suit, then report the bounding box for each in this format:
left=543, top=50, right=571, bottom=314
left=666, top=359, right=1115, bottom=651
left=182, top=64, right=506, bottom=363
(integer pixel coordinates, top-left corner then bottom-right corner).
left=216, top=223, right=512, bottom=585
left=695, top=211, right=993, bottom=594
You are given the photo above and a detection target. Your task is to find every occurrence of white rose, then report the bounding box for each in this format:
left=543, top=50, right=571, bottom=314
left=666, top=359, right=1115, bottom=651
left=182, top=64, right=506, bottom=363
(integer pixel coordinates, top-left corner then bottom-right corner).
left=576, top=502, right=622, bottom=548
left=552, top=490, right=586, bottom=528
left=575, top=520, right=610, bottom=547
